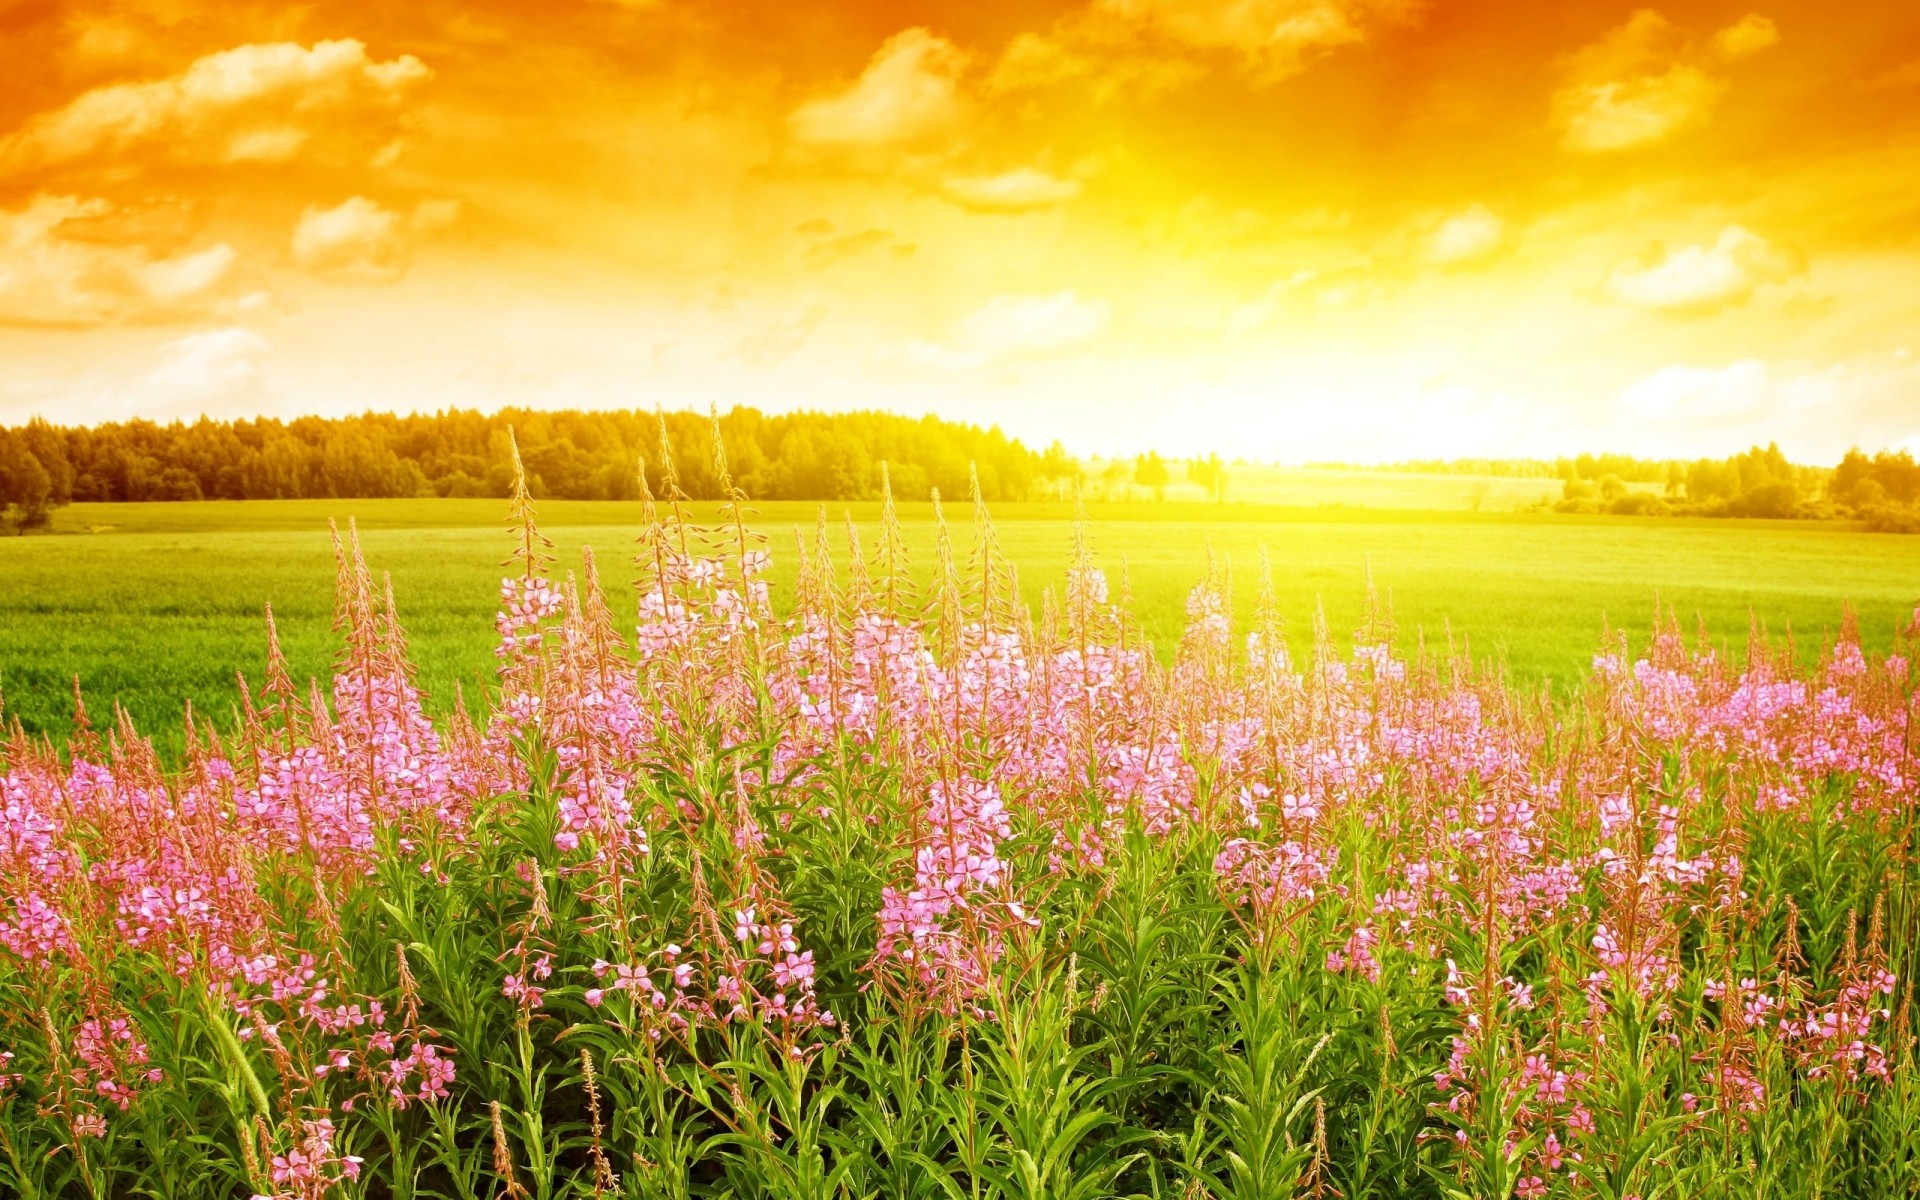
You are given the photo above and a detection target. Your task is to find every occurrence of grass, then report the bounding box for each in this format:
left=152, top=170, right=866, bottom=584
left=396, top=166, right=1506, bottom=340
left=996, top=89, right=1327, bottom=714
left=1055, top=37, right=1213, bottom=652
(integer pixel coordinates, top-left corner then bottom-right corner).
left=3, top=496, right=1915, bottom=757
left=1, top=495, right=1914, bottom=1199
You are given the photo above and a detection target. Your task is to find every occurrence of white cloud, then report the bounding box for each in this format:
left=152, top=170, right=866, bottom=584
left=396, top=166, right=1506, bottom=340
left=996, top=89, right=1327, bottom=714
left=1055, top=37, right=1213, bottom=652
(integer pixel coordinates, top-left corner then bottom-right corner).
left=1426, top=203, right=1504, bottom=268
left=1619, top=359, right=1769, bottom=418
left=961, top=290, right=1110, bottom=353
left=1604, top=226, right=1803, bottom=315
left=291, top=197, right=410, bottom=283
left=789, top=29, right=967, bottom=153
left=735, top=304, right=829, bottom=368
left=1711, top=14, right=1779, bottom=61
left=1553, top=10, right=1775, bottom=153
left=0, top=40, right=430, bottom=173
left=146, top=326, right=272, bottom=415
left=941, top=168, right=1082, bottom=212
left=0, top=194, right=239, bottom=326
left=890, top=290, right=1111, bottom=370
left=137, top=243, right=238, bottom=301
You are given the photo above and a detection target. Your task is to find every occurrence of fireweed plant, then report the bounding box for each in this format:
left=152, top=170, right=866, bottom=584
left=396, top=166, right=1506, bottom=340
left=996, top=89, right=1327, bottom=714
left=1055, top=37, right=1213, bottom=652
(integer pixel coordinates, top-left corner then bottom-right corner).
left=1, top=423, right=1917, bottom=1200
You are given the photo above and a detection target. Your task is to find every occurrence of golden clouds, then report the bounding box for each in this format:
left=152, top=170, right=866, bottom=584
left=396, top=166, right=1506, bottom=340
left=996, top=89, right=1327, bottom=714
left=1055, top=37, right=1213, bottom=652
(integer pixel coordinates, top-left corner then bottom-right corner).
left=290, top=196, right=454, bottom=283
left=1, top=0, right=1917, bottom=459
left=994, top=0, right=1416, bottom=94
left=1553, top=11, right=1777, bottom=153
left=892, top=291, right=1113, bottom=370
left=940, top=169, right=1082, bottom=212
left=1711, top=15, right=1780, bottom=61
left=1095, top=0, right=1405, bottom=65
left=960, top=291, right=1111, bottom=353
left=788, top=30, right=968, bottom=154
left=0, top=195, right=245, bottom=327
left=0, top=40, right=429, bottom=175
left=1426, top=205, right=1505, bottom=269
left=1604, top=227, right=1804, bottom=315
left=146, top=326, right=271, bottom=414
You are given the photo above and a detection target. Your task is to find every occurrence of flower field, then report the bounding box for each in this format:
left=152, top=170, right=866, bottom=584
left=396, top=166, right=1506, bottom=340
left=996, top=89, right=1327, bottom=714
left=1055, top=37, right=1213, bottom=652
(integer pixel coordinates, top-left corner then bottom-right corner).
left=2, top=442, right=1917, bottom=1199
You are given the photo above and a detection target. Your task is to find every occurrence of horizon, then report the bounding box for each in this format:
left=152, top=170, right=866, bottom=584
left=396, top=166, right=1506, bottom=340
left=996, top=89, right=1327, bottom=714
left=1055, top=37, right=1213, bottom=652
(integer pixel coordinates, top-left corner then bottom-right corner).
left=0, top=400, right=1892, bottom=472
left=2, top=2, right=1918, bottom=461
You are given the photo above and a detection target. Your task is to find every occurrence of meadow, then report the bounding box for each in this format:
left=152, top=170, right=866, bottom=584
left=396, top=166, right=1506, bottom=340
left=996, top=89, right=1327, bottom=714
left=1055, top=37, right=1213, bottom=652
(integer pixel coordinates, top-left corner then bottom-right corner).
left=2, top=487, right=1916, bottom=761
left=0, top=463, right=1914, bottom=1199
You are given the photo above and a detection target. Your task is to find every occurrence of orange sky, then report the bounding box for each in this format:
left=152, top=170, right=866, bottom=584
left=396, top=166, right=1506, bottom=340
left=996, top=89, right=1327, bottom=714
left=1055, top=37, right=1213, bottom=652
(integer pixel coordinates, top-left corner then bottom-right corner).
left=2, top=0, right=1918, bottom=460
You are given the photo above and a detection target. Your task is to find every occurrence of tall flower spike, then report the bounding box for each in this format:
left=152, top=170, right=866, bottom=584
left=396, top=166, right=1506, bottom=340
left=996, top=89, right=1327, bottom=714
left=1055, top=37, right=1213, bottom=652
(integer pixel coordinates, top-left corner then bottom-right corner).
left=813, top=504, right=836, bottom=604
left=711, top=405, right=765, bottom=590
left=634, top=454, right=672, bottom=604
left=504, top=427, right=555, bottom=581
left=577, top=546, right=625, bottom=678
left=379, top=572, right=419, bottom=682
left=652, top=409, right=697, bottom=589
left=68, top=673, right=99, bottom=760
left=258, top=602, right=302, bottom=746
left=580, top=1049, right=616, bottom=1195
left=928, top=488, right=964, bottom=658
left=489, top=1101, right=531, bottom=1199
left=876, top=461, right=914, bottom=616
left=842, top=510, right=873, bottom=615
left=792, top=525, right=821, bottom=626
left=967, top=463, right=1016, bottom=630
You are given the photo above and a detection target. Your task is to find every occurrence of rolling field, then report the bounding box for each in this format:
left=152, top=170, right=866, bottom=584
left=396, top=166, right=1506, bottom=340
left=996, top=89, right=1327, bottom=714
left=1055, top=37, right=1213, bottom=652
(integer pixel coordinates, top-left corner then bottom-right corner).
left=2, top=494, right=1915, bottom=757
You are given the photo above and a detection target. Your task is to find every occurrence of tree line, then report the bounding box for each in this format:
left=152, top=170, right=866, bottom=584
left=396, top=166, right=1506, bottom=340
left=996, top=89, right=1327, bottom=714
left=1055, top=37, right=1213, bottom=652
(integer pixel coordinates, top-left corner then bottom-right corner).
left=1546, top=442, right=1920, bottom=530
left=1325, top=443, right=1919, bottom=531
left=0, top=407, right=1082, bottom=532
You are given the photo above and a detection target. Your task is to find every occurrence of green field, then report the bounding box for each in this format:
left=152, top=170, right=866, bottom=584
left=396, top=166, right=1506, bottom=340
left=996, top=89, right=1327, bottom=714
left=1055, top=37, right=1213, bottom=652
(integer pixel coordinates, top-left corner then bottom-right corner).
left=3, top=494, right=1915, bottom=757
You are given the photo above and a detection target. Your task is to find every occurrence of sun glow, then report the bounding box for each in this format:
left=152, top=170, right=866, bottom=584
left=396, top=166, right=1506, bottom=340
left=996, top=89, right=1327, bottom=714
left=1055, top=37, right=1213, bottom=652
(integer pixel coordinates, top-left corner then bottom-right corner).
left=1, top=1, right=1917, bottom=459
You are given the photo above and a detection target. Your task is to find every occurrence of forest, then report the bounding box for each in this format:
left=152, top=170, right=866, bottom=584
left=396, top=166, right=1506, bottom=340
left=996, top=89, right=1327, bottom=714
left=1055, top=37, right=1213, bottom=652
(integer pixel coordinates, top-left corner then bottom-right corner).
left=0, top=407, right=1075, bottom=531
left=4, top=407, right=1919, bottom=534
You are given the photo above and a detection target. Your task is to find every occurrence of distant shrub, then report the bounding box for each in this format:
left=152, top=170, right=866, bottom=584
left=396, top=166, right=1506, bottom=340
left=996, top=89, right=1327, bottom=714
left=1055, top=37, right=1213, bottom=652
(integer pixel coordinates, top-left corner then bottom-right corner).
left=1606, top=491, right=1668, bottom=516
left=1862, top=503, right=1920, bottom=534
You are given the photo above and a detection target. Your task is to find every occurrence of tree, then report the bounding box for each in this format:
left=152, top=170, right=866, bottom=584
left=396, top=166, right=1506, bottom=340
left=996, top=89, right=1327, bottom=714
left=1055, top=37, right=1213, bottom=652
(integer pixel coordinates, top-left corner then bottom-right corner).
left=1187, top=453, right=1227, bottom=503
left=0, top=433, right=53, bottom=532
left=1038, top=441, right=1081, bottom=500
left=1134, top=451, right=1170, bottom=502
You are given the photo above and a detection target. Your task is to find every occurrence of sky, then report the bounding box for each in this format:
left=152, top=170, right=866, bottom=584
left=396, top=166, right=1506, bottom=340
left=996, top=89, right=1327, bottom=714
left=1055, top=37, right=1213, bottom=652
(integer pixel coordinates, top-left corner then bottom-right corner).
left=1, top=0, right=1917, bottom=462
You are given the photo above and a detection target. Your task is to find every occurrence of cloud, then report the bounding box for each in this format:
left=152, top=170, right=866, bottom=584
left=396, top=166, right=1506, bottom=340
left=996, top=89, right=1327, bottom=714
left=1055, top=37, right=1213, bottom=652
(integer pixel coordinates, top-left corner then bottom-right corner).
left=734, top=304, right=829, bottom=367
left=0, top=40, right=430, bottom=175
left=1711, top=14, right=1779, bottom=60
left=137, top=242, right=238, bottom=300
left=291, top=197, right=411, bottom=283
left=1097, top=0, right=1393, bottom=62
left=1235, top=266, right=1390, bottom=325
left=994, top=0, right=1416, bottom=93
left=961, top=290, right=1110, bottom=353
left=146, top=326, right=272, bottom=415
left=788, top=29, right=968, bottom=153
left=0, top=194, right=239, bottom=327
left=800, top=226, right=915, bottom=268
left=1604, top=226, right=1803, bottom=316
left=891, top=290, right=1110, bottom=369
left=1860, top=55, right=1920, bottom=90
left=1553, top=11, right=1776, bottom=153
left=941, top=168, right=1082, bottom=212
left=1426, top=203, right=1504, bottom=268
left=1618, top=358, right=1768, bottom=418
left=410, top=198, right=462, bottom=233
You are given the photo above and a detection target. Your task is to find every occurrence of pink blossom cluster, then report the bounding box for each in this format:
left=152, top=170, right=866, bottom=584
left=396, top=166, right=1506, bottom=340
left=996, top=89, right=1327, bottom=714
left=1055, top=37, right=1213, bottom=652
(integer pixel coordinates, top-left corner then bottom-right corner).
left=0, top=492, right=1912, bottom=1180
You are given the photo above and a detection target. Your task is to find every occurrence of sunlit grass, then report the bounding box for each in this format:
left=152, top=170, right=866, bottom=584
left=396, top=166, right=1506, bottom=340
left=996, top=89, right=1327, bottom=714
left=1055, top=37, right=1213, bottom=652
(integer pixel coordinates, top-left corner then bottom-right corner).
left=4, top=497, right=1915, bottom=758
